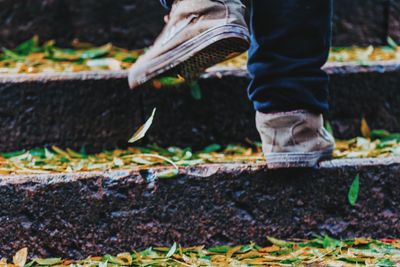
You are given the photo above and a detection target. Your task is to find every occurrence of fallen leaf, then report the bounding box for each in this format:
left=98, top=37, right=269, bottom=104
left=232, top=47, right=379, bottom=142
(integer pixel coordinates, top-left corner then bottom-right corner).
left=259, top=245, right=280, bottom=253
left=361, top=118, right=371, bottom=138
left=387, top=36, right=398, bottom=50
left=156, top=168, right=179, bottom=179
left=34, top=258, right=62, bottom=265
left=190, top=81, right=202, bottom=100
left=354, top=238, right=371, bottom=245
left=116, top=253, right=132, bottom=265
left=348, top=174, right=360, bottom=206
left=267, top=237, right=292, bottom=247
left=128, top=108, right=156, bottom=143
left=166, top=242, right=177, bottom=258
left=13, top=248, right=28, bottom=267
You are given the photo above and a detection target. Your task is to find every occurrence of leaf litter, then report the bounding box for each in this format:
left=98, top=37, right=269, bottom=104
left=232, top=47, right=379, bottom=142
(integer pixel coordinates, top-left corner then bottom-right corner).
left=0, top=36, right=143, bottom=74
left=3, top=237, right=400, bottom=267
left=0, top=119, right=399, bottom=175
left=1, top=36, right=399, bottom=75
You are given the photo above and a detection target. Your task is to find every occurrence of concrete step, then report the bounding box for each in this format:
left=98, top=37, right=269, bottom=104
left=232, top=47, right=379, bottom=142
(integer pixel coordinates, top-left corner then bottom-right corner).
left=0, top=157, right=399, bottom=258
left=0, top=0, right=399, bottom=48
left=0, top=61, right=399, bottom=152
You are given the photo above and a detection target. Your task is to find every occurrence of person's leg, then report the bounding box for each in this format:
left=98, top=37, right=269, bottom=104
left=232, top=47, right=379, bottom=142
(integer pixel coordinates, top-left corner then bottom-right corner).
left=250, top=0, right=335, bottom=168
left=248, top=0, right=333, bottom=113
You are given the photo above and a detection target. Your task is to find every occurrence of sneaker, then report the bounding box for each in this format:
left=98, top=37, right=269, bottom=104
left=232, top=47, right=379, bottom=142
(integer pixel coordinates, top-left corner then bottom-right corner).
left=256, top=110, right=335, bottom=169
left=129, top=0, right=250, bottom=89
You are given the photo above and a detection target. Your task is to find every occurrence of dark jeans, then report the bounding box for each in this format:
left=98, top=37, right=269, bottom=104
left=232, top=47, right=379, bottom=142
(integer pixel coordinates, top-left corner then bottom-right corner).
left=160, top=0, right=333, bottom=113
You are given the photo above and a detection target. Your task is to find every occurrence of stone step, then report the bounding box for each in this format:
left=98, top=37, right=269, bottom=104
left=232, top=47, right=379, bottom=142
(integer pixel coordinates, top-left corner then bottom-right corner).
left=0, top=0, right=399, bottom=48
left=0, top=61, right=399, bottom=152
left=0, top=157, right=399, bottom=258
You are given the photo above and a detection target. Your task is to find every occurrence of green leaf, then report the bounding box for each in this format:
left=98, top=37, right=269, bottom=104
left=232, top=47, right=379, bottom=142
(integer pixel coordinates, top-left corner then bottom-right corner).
left=322, top=235, right=342, bottom=248
left=280, top=258, right=300, bottom=264
left=158, top=76, right=184, bottom=86
left=156, top=169, right=179, bottom=179
left=325, top=121, right=334, bottom=137
left=15, top=36, right=40, bottom=55
left=382, top=134, right=400, bottom=142
left=80, top=146, right=88, bottom=158
left=121, top=55, right=137, bottom=63
left=240, top=243, right=256, bottom=253
left=267, top=237, right=292, bottom=247
left=48, top=48, right=81, bottom=61
left=51, top=146, right=70, bottom=158
left=101, top=255, right=125, bottom=265
left=44, top=148, right=55, bottom=159
left=60, top=156, right=70, bottom=163
left=190, top=81, right=202, bottom=100
left=24, top=260, right=35, bottom=267
left=166, top=242, right=177, bottom=258
left=387, top=37, right=398, bottom=50
left=203, top=144, right=221, bottom=153
left=208, top=246, right=231, bottom=253
left=348, top=174, right=360, bottom=206
left=80, top=43, right=112, bottom=59
left=1, top=150, right=27, bottom=159
left=33, top=258, right=62, bottom=266
left=66, top=148, right=84, bottom=158
left=29, top=148, right=46, bottom=158
left=377, top=258, right=396, bottom=266
left=371, top=129, right=391, bottom=139
left=128, top=108, right=156, bottom=144
left=338, top=257, right=366, bottom=264
left=2, top=49, right=25, bottom=61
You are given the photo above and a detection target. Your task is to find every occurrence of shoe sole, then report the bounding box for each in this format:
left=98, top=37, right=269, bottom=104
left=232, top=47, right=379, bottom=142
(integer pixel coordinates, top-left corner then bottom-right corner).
left=130, top=24, right=250, bottom=88
left=265, top=149, right=334, bottom=169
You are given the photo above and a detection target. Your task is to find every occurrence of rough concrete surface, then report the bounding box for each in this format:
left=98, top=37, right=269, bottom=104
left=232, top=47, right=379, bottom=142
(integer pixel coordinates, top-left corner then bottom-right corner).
left=332, top=0, right=389, bottom=46
left=389, top=0, right=400, bottom=43
left=0, top=0, right=397, bottom=48
left=0, top=0, right=166, bottom=49
left=0, top=76, right=143, bottom=153
left=0, top=158, right=399, bottom=258
left=0, top=62, right=399, bottom=151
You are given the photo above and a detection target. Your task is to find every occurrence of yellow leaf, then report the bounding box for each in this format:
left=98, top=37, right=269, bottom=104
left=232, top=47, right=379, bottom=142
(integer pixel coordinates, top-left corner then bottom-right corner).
left=117, top=253, right=132, bottom=265
left=226, top=246, right=242, bottom=259
left=237, top=251, right=262, bottom=260
left=13, top=248, right=28, bottom=267
left=259, top=245, right=280, bottom=253
left=354, top=238, right=370, bottom=245
left=128, top=108, right=156, bottom=144
left=361, top=118, right=371, bottom=138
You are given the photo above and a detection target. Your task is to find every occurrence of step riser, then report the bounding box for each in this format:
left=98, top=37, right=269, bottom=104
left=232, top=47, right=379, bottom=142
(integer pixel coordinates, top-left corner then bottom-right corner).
left=0, top=0, right=399, bottom=48
left=0, top=65, right=399, bottom=152
left=0, top=159, right=399, bottom=258
left=0, top=78, right=142, bottom=153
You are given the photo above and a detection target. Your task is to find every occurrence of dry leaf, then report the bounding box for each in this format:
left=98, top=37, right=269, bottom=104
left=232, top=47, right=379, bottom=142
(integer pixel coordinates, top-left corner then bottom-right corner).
left=354, top=238, right=371, bottom=245
left=259, top=245, right=280, bottom=253
left=361, top=118, right=371, bottom=138
left=2, top=238, right=400, bottom=267
left=116, top=253, right=132, bottom=265
left=13, top=248, right=28, bottom=267
left=128, top=108, right=156, bottom=143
